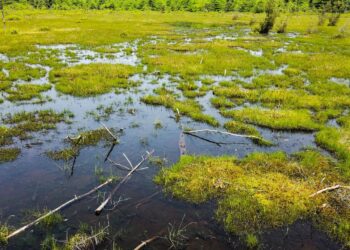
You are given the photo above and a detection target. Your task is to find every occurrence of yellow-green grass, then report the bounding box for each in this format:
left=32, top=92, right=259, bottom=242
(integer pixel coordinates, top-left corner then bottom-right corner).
left=0, top=148, right=21, bottom=163
left=221, top=108, right=320, bottom=131
left=1, top=110, right=73, bottom=144
left=274, top=52, right=350, bottom=83
left=224, top=120, right=272, bottom=146
left=213, top=86, right=350, bottom=111
left=315, top=127, right=350, bottom=177
left=142, top=40, right=274, bottom=77
left=210, top=96, right=235, bottom=108
left=1, top=62, right=46, bottom=81
left=155, top=151, right=350, bottom=247
left=0, top=10, right=244, bottom=55
left=6, top=83, right=51, bottom=102
left=50, top=63, right=141, bottom=97
left=141, top=94, right=219, bottom=127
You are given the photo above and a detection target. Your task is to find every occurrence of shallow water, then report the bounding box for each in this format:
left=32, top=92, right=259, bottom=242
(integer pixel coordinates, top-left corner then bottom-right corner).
left=0, top=36, right=345, bottom=249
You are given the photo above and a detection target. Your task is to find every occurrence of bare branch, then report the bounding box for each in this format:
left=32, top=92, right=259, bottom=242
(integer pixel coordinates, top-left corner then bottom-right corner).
left=100, top=122, right=118, bottom=142
left=310, top=184, right=350, bottom=197
left=6, top=178, right=114, bottom=240
left=95, top=150, right=154, bottom=215
left=134, top=236, right=160, bottom=250
left=184, top=129, right=260, bottom=139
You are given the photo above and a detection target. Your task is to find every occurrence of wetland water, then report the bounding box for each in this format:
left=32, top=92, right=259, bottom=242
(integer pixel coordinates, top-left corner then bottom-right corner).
left=0, top=25, right=348, bottom=249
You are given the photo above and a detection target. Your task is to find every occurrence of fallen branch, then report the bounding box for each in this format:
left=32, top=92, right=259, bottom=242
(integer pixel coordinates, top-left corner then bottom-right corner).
left=185, top=132, right=248, bottom=147
left=310, top=184, right=350, bottom=197
left=184, top=129, right=259, bottom=139
left=135, top=191, right=161, bottom=209
left=108, top=157, right=131, bottom=171
left=134, top=236, right=160, bottom=250
left=95, top=150, right=154, bottom=215
left=100, top=122, right=118, bottom=142
left=6, top=178, right=114, bottom=240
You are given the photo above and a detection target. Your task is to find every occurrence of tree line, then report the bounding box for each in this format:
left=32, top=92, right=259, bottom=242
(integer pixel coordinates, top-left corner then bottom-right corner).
left=1, top=0, right=349, bottom=12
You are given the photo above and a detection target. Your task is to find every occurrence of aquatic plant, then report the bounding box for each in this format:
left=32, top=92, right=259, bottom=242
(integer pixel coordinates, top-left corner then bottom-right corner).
left=0, top=224, right=9, bottom=246
left=0, top=148, right=20, bottom=163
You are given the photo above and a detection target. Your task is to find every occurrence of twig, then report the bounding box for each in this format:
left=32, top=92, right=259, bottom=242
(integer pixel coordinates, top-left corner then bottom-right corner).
left=184, top=129, right=260, bottom=139
left=310, top=184, right=350, bottom=197
left=95, top=150, right=154, bottom=215
left=6, top=178, right=114, bottom=240
left=134, top=236, right=160, bottom=250
left=123, top=153, right=134, bottom=169
left=108, top=158, right=131, bottom=171
left=100, top=122, right=118, bottom=142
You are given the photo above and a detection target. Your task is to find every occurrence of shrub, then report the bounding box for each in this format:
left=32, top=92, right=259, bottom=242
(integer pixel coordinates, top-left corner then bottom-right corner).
left=258, top=0, right=278, bottom=34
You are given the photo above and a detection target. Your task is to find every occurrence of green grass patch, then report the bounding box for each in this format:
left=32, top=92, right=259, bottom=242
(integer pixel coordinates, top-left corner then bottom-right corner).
left=221, top=108, right=320, bottom=131
left=224, top=120, right=272, bottom=146
left=6, top=83, right=51, bottom=102
left=50, top=63, right=141, bottom=97
left=141, top=94, right=219, bottom=127
left=2, top=62, right=46, bottom=81
left=315, top=127, right=350, bottom=177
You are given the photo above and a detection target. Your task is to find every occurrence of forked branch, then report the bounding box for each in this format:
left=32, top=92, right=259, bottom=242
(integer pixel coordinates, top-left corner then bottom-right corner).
left=95, top=150, right=154, bottom=215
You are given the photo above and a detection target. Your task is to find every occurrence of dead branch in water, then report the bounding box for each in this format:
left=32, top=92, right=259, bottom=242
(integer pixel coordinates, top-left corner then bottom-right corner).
left=135, top=191, right=161, bottom=209
left=185, top=132, right=249, bottom=147
left=100, top=122, right=119, bottom=142
left=108, top=157, right=131, bottom=171
left=310, top=184, right=350, bottom=197
left=6, top=178, right=114, bottom=240
left=95, top=150, right=154, bottom=215
left=184, top=129, right=260, bottom=139
left=134, top=236, right=160, bottom=250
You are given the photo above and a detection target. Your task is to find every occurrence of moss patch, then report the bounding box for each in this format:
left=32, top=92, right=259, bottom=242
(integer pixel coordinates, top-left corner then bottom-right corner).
left=155, top=151, right=350, bottom=247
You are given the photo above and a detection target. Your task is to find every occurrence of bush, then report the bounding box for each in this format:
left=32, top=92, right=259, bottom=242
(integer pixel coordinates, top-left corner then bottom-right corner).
left=328, top=13, right=340, bottom=26
left=277, top=18, right=287, bottom=33
left=257, top=0, right=278, bottom=34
